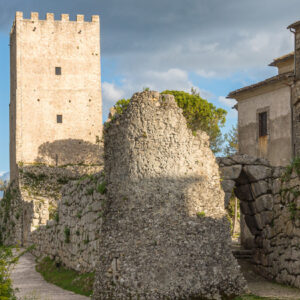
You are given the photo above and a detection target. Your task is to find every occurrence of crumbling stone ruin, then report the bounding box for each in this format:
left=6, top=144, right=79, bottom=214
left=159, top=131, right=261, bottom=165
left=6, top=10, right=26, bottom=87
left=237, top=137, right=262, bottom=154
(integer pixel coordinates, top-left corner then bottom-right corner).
left=0, top=163, right=103, bottom=247
left=93, top=91, right=246, bottom=299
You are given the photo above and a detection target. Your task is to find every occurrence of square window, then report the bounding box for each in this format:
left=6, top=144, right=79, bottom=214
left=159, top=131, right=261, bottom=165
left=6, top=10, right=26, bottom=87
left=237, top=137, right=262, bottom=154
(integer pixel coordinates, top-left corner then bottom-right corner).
left=55, top=67, right=61, bottom=75
left=259, top=112, right=267, bottom=137
left=57, top=115, right=63, bottom=123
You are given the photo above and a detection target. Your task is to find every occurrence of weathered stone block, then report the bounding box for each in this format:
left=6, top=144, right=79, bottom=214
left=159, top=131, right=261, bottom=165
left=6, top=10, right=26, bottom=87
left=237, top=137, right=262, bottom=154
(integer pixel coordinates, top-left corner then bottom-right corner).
left=221, top=179, right=235, bottom=193
left=243, top=165, right=272, bottom=182
left=240, top=201, right=256, bottom=215
left=251, top=180, right=269, bottom=198
left=220, top=165, right=242, bottom=180
left=255, top=194, right=274, bottom=212
left=230, top=154, right=258, bottom=165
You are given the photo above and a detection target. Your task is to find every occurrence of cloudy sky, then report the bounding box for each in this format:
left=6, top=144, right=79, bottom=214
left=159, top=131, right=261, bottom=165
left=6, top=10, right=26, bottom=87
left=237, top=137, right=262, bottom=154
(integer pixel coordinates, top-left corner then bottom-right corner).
left=0, top=0, right=299, bottom=173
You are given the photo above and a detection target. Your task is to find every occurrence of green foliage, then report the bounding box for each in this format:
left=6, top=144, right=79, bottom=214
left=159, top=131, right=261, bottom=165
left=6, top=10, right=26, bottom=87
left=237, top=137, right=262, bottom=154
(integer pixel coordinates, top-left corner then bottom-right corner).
left=23, top=172, right=47, bottom=182
left=0, top=245, right=34, bottom=299
left=83, top=236, right=90, bottom=245
left=223, top=124, right=238, bottom=156
left=0, top=246, right=16, bottom=299
left=36, top=257, right=94, bottom=296
left=97, top=182, right=107, bottom=195
left=54, top=212, right=59, bottom=223
left=0, top=180, right=7, bottom=192
left=196, top=211, right=205, bottom=217
left=114, top=98, right=130, bottom=115
left=162, top=90, right=227, bottom=153
left=48, top=204, right=58, bottom=221
left=57, top=177, right=69, bottom=185
left=281, top=157, right=300, bottom=183
left=64, top=227, right=70, bottom=243
left=234, top=295, right=280, bottom=300
left=86, top=187, right=94, bottom=196
left=280, top=157, right=300, bottom=222
left=1, top=189, right=13, bottom=225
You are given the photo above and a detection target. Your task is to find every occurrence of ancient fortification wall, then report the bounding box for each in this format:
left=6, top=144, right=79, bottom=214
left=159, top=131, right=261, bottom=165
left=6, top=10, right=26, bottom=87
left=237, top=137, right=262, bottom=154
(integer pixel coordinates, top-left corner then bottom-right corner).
left=10, top=12, right=102, bottom=180
left=93, top=91, right=246, bottom=299
left=0, top=163, right=103, bottom=247
left=30, top=171, right=106, bottom=272
left=219, top=155, right=300, bottom=289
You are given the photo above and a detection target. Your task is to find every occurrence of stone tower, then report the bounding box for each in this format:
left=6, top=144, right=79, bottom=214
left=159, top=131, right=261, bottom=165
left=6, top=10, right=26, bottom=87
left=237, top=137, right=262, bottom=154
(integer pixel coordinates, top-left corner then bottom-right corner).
left=10, top=12, right=102, bottom=180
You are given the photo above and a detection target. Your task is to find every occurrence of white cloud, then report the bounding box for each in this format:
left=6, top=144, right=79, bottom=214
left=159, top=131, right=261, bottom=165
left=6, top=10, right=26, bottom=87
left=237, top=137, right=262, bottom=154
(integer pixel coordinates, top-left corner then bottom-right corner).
left=102, top=68, right=217, bottom=121
left=102, top=82, right=125, bottom=103
left=218, top=96, right=237, bottom=108
left=196, top=70, right=217, bottom=78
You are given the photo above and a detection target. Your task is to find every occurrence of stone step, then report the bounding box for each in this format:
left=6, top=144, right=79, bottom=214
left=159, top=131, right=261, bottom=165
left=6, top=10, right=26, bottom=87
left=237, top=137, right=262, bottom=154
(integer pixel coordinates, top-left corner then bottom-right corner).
left=232, top=248, right=253, bottom=260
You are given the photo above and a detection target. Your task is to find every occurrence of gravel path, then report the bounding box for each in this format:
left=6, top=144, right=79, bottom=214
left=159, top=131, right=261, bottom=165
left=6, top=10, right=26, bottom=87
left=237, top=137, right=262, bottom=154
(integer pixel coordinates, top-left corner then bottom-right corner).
left=238, top=259, right=300, bottom=299
left=11, top=252, right=89, bottom=300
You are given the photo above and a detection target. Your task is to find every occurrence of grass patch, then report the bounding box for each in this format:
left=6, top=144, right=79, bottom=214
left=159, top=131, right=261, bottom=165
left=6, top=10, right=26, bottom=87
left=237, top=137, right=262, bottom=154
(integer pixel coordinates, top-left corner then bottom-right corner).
left=36, top=257, right=94, bottom=297
left=234, top=295, right=280, bottom=300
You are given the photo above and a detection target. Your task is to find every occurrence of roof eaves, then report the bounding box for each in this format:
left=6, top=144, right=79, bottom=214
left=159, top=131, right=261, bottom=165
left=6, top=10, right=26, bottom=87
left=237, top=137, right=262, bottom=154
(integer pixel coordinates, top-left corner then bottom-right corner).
left=227, top=72, right=294, bottom=99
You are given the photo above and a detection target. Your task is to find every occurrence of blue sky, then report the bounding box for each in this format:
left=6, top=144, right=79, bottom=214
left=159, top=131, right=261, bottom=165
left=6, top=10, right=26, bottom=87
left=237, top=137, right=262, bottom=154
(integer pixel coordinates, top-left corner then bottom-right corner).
left=1, top=0, right=299, bottom=173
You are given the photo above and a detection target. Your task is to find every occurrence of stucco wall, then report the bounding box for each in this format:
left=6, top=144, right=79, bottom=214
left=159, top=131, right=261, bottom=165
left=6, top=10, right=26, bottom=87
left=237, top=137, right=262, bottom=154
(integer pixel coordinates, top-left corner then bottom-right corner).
left=238, top=86, right=292, bottom=166
left=10, top=12, right=102, bottom=175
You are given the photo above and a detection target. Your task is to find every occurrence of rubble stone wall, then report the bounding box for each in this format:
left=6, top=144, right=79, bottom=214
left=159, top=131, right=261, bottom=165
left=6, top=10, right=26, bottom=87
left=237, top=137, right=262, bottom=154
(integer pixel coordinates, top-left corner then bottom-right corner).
left=93, top=91, right=246, bottom=300
left=30, top=171, right=106, bottom=272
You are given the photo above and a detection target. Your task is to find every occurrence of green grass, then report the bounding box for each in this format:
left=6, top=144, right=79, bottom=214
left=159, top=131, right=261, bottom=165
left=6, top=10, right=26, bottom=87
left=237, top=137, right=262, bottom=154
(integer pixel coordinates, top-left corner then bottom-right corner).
left=35, top=257, right=94, bottom=297
left=234, top=295, right=280, bottom=300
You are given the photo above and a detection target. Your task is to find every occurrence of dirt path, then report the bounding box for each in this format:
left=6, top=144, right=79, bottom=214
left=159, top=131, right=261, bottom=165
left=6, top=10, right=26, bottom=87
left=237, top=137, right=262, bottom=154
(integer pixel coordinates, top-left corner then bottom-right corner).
left=238, top=259, right=300, bottom=299
left=11, top=252, right=89, bottom=300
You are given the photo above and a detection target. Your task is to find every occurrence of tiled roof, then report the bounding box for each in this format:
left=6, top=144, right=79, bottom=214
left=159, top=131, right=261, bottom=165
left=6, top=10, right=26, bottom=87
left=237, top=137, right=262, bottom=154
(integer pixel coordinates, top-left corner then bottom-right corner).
left=269, top=52, right=294, bottom=66
left=227, top=72, right=294, bottom=99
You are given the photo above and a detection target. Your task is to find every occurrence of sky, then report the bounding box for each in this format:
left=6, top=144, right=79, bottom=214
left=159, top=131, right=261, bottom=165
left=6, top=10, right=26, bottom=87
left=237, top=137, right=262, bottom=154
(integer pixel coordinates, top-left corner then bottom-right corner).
left=0, top=0, right=299, bottom=173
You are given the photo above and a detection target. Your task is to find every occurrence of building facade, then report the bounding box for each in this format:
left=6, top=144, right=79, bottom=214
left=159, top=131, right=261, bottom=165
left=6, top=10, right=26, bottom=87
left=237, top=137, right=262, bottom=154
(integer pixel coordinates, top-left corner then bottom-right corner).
left=228, top=21, right=300, bottom=167
left=10, top=12, right=102, bottom=179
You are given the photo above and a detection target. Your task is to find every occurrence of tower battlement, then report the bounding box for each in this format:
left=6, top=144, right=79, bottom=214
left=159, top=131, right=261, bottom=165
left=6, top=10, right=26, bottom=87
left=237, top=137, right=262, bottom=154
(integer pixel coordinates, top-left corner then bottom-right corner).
left=14, top=11, right=99, bottom=22
left=11, top=12, right=99, bottom=34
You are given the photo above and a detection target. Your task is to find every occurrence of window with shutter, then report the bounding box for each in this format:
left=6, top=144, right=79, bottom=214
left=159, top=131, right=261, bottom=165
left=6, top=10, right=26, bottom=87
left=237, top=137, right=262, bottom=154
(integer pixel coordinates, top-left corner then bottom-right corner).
left=259, top=112, right=267, bottom=137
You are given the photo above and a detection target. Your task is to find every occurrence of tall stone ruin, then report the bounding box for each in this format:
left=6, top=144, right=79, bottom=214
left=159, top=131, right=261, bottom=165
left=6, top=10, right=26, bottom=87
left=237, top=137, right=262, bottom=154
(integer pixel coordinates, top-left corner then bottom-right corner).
left=93, top=91, right=246, bottom=299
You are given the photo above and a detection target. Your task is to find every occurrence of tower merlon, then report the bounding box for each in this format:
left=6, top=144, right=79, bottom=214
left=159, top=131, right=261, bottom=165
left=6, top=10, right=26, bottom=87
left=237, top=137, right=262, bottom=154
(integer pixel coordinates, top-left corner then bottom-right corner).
left=61, top=14, right=69, bottom=21
left=77, top=14, right=84, bottom=22
left=92, top=15, right=100, bottom=22
left=31, top=12, right=39, bottom=20
left=15, top=11, right=23, bottom=20
left=46, top=13, right=54, bottom=21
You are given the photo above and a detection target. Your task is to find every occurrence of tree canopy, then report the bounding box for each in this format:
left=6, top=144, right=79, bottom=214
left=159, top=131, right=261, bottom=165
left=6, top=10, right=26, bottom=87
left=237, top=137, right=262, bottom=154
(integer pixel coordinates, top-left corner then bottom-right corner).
left=113, top=89, right=227, bottom=153
left=162, top=90, right=227, bottom=153
left=223, top=125, right=238, bottom=156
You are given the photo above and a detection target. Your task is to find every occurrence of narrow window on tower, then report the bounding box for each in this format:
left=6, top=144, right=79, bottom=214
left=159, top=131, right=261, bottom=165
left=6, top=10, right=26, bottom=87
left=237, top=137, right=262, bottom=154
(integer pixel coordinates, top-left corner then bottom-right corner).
left=55, top=67, right=61, bottom=75
left=57, top=115, right=63, bottom=123
left=259, top=111, right=267, bottom=137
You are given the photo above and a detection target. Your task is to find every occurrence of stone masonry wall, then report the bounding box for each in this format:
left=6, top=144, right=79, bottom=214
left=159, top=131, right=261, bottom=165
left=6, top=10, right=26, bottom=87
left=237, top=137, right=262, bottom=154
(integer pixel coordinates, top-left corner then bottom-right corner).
left=30, top=171, right=106, bottom=272
left=93, top=91, right=246, bottom=300
left=218, top=154, right=300, bottom=289
left=10, top=12, right=102, bottom=180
